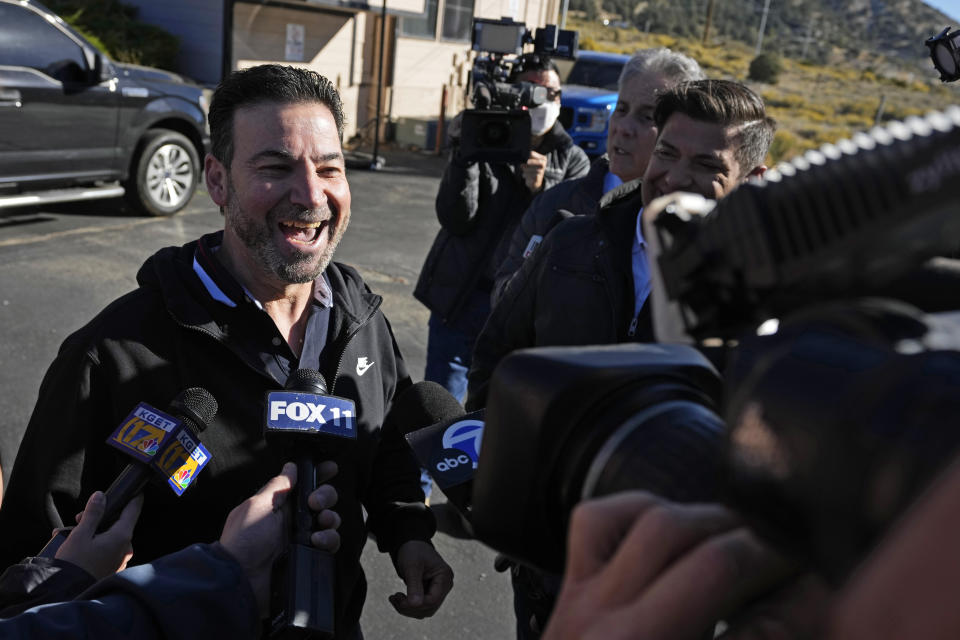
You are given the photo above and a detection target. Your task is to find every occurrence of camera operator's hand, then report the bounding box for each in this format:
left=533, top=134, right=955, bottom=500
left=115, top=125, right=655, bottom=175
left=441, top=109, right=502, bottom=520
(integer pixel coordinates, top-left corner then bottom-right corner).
left=826, top=456, right=960, bottom=639
left=54, top=491, right=143, bottom=579
left=521, top=150, right=548, bottom=193
left=447, top=112, right=464, bottom=144
left=543, top=492, right=830, bottom=640
left=217, top=461, right=341, bottom=618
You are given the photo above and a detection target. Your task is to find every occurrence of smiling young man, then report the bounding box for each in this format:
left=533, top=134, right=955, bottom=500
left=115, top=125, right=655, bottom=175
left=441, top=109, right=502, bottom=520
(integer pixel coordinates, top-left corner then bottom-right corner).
left=0, top=65, right=452, bottom=639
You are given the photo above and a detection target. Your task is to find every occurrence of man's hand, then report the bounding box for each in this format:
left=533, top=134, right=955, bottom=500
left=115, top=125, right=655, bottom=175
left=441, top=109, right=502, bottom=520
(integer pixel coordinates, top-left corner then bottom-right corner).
left=543, top=492, right=813, bottom=640
left=218, top=461, right=341, bottom=618
left=521, top=150, right=548, bottom=193
left=55, top=491, right=143, bottom=579
left=447, top=112, right=464, bottom=143
left=388, top=540, right=454, bottom=619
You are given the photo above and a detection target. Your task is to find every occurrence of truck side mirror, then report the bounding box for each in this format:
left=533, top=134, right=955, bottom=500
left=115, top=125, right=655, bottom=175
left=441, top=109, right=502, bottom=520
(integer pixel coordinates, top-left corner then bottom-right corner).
left=93, top=53, right=113, bottom=84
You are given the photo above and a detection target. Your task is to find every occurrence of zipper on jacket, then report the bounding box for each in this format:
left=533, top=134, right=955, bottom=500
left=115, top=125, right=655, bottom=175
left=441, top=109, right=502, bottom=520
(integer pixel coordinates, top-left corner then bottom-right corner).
left=167, top=312, right=282, bottom=384
left=627, top=315, right=639, bottom=338
left=328, top=297, right=382, bottom=394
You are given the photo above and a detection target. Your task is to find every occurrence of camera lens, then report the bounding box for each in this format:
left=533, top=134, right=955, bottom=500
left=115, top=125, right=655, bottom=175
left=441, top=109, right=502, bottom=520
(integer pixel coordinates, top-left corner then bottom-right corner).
left=553, top=377, right=725, bottom=527
left=581, top=399, right=725, bottom=503
left=479, top=120, right=511, bottom=147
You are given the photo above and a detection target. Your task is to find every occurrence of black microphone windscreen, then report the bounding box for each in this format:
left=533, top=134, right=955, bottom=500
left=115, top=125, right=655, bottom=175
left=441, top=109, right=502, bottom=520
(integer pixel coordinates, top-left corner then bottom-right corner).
left=286, top=369, right=328, bottom=394
left=168, top=387, right=217, bottom=436
left=386, top=381, right=465, bottom=437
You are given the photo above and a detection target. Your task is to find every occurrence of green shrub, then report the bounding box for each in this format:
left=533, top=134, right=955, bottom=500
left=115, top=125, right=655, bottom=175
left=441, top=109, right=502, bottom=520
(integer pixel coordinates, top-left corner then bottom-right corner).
left=748, top=52, right=783, bottom=84
left=768, top=129, right=804, bottom=164
left=47, top=0, right=180, bottom=70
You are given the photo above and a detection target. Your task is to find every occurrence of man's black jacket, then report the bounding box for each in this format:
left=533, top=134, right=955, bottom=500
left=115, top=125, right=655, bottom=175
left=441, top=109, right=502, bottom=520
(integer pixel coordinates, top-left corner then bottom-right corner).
left=414, top=121, right=589, bottom=335
left=491, top=154, right=611, bottom=303
left=0, top=233, right=433, bottom=636
left=466, top=180, right=653, bottom=409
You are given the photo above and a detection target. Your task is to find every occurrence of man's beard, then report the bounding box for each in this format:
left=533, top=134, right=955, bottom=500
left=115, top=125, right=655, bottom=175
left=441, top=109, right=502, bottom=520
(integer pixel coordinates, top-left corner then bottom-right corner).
left=224, top=184, right=346, bottom=284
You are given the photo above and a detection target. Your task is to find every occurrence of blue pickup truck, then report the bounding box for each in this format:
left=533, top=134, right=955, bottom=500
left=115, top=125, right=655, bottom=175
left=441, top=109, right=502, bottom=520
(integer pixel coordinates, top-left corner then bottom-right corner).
left=558, top=50, right=629, bottom=157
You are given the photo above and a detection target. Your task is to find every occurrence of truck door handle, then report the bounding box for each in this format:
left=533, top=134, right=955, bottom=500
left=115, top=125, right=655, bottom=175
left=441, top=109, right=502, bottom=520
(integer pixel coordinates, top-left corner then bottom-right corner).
left=0, top=89, right=22, bottom=107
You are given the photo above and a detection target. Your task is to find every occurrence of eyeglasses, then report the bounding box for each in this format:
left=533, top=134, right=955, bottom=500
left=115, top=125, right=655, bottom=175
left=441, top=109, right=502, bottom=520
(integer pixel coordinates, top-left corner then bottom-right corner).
left=545, top=88, right=562, bottom=101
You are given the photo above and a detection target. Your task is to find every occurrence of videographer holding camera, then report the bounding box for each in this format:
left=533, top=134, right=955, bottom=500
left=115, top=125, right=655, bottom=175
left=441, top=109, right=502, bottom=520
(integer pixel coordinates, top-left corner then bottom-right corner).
left=414, top=35, right=590, bottom=404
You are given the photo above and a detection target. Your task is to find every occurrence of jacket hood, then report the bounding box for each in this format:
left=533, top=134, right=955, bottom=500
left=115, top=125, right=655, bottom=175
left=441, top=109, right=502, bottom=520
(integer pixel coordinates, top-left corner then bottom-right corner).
left=136, top=237, right=216, bottom=330
left=134, top=232, right=382, bottom=332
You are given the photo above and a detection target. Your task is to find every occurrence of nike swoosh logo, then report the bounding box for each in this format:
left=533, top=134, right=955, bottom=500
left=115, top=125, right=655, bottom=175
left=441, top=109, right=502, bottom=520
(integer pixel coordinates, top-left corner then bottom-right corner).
left=356, top=358, right=375, bottom=376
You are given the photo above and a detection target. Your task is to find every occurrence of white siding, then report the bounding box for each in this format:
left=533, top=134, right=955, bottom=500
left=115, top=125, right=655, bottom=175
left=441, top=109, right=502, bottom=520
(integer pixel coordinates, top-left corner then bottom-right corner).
left=391, top=0, right=558, bottom=119
left=233, top=4, right=366, bottom=140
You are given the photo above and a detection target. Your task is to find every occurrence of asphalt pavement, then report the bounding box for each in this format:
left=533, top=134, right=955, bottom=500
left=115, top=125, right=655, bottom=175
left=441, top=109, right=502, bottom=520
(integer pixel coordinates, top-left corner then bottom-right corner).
left=0, top=148, right=515, bottom=639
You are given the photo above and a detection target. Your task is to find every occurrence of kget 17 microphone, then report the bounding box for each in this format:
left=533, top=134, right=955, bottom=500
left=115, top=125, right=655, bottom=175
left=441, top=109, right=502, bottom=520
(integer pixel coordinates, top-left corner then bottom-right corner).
left=396, top=382, right=484, bottom=516
left=38, top=387, right=218, bottom=558
left=265, top=369, right=357, bottom=640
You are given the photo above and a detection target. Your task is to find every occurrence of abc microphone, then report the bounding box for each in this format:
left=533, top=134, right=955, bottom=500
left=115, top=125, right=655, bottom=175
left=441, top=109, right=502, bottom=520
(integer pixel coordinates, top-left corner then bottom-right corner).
left=265, top=369, right=357, bottom=639
left=38, top=387, right=218, bottom=558
left=396, top=382, right=484, bottom=516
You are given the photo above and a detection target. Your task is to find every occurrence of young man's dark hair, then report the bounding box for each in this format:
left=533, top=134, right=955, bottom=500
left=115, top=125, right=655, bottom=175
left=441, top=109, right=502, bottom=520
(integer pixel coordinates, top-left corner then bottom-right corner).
left=511, top=53, right=561, bottom=80
left=208, top=64, right=345, bottom=167
left=653, top=79, right=776, bottom=174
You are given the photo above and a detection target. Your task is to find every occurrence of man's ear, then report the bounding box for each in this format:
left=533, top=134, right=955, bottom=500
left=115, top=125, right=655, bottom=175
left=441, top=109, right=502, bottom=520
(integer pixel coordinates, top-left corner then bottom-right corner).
left=205, top=154, right=229, bottom=207
left=743, top=164, right=767, bottom=182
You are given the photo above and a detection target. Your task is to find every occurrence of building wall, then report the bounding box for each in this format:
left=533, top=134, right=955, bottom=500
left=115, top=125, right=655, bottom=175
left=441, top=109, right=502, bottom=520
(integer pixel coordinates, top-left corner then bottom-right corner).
left=232, top=3, right=367, bottom=140
left=391, top=0, right=560, bottom=120
left=124, top=0, right=223, bottom=85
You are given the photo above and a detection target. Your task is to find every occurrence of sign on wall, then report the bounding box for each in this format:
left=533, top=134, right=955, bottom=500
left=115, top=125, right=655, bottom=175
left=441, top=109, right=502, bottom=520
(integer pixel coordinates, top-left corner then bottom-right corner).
left=286, top=23, right=305, bottom=61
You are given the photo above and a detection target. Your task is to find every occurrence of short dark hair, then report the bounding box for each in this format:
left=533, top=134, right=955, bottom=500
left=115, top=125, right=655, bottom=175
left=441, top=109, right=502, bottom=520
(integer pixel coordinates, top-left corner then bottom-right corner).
left=654, top=79, right=776, bottom=175
left=209, top=64, right=345, bottom=167
left=512, top=53, right=560, bottom=80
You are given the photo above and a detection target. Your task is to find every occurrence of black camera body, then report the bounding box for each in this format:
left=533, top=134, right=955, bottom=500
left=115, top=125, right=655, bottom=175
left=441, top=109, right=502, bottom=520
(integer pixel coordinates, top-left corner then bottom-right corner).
left=459, top=108, right=960, bottom=583
left=458, top=18, right=577, bottom=164
left=472, top=344, right=725, bottom=572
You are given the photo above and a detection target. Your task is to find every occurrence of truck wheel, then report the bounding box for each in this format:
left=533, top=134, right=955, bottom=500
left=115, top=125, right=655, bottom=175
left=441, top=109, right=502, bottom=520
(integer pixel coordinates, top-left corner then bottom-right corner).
left=127, top=130, right=200, bottom=216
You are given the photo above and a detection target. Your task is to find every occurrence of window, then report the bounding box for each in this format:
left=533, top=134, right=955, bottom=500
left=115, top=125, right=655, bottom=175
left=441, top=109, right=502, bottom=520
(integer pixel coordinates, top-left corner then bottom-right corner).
left=400, top=0, right=439, bottom=38
left=0, top=5, right=88, bottom=82
left=441, top=0, right=473, bottom=41
left=566, top=60, right=626, bottom=91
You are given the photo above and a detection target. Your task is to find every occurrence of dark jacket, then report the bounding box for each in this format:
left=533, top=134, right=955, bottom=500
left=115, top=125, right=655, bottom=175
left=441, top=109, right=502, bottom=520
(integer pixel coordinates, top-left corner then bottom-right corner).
left=0, top=233, right=432, bottom=637
left=491, top=154, right=611, bottom=303
left=0, top=557, right=95, bottom=618
left=0, top=544, right=259, bottom=639
left=414, top=121, right=590, bottom=336
left=466, top=180, right=653, bottom=410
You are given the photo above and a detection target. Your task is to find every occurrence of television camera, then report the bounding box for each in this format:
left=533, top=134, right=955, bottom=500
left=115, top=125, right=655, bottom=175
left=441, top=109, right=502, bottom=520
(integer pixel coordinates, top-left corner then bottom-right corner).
left=419, top=107, right=960, bottom=587
left=458, top=18, right=577, bottom=164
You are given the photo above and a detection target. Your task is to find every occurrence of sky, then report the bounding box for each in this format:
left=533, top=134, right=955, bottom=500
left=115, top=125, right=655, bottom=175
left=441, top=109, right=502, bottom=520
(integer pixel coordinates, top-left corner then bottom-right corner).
left=928, top=0, right=960, bottom=22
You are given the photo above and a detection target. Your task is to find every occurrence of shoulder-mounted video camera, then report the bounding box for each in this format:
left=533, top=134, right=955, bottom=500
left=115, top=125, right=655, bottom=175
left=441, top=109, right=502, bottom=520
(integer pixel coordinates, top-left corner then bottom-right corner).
left=926, top=27, right=960, bottom=82
left=458, top=18, right=578, bottom=164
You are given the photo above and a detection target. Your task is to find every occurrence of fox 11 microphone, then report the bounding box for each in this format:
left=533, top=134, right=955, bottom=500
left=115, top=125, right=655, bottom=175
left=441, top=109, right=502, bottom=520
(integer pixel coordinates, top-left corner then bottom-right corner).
left=264, top=369, right=357, bottom=640
left=37, top=387, right=218, bottom=558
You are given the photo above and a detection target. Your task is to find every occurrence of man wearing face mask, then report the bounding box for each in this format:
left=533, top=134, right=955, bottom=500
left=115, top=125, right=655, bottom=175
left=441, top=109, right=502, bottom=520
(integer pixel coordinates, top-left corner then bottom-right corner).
left=413, top=53, right=590, bottom=405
